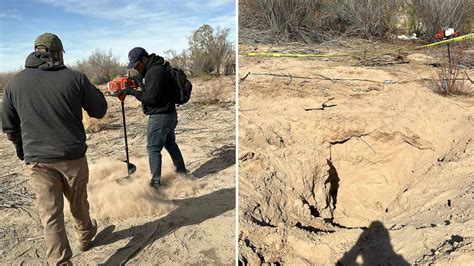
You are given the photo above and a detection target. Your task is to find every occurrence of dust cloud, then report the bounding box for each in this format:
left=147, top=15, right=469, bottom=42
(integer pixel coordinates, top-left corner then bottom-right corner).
left=83, top=157, right=206, bottom=219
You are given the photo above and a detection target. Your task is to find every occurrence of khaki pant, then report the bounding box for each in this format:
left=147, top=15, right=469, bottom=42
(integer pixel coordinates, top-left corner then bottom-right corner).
left=28, top=157, right=94, bottom=265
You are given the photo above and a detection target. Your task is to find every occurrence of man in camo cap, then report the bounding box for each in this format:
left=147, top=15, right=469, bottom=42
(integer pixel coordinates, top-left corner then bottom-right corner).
left=35, top=32, right=65, bottom=52
left=2, top=32, right=107, bottom=264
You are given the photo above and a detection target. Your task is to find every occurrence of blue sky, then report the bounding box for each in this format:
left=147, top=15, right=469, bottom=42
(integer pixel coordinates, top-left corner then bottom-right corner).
left=0, top=0, right=236, bottom=72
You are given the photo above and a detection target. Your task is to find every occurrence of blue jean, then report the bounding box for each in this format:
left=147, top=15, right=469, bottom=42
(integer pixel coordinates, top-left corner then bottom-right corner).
left=147, top=112, right=186, bottom=185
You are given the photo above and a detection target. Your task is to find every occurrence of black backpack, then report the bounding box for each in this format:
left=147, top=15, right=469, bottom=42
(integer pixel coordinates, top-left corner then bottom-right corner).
left=163, top=62, right=192, bottom=105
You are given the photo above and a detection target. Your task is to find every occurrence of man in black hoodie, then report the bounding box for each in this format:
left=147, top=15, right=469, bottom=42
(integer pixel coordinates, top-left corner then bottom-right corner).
left=120, top=47, right=186, bottom=189
left=2, top=33, right=107, bottom=265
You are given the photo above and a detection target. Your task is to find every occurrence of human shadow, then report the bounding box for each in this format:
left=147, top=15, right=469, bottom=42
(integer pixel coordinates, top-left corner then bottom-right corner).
left=326, top=159, right=340, bottom=209
left=95, top=187, right=235, bottom=265
left=337, top=221, right=409, bottom=266
left=192, top=144, right=235, bottom=178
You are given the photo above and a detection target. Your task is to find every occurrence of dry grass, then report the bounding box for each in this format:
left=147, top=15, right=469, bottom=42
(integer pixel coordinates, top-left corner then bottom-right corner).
left=82, top=86, right=118, bottom=133
left=239, top=0, right=473, bottom=44
left=239, top=0, right=325, bottom=43
left=192, top=76, right=235, bottom=104
left=82, top=110, right=115, bottom=133
left=239, top=0, right=400, bottom=43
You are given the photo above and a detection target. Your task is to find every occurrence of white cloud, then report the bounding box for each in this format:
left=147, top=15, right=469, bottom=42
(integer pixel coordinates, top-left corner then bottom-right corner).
left=0, top=9, right=22, bottom=20
left=33, top=0, right=235, bottom=24
left=185, top=0, right=234, bottom=10
left=34, top=0, right=121, bottom=18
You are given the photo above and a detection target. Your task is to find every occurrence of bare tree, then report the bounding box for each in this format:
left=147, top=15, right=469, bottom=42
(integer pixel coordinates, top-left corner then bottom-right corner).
left=188, top=24, right=215, bottom=75
left=164, top=49, right=188, bottom=72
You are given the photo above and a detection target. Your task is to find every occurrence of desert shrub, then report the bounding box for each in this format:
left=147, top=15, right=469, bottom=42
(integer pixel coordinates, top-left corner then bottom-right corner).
left=0, top=70, right=19, bottom=94
left=411, top=0, right=474, bottom=40
left=72, top=49, right=126, bottom=85
left=188, top=24, right=233, bottom=76
left=239, top=0, right=400, bottom=43
left=164, top=24, right=234, bottom=78
left=427, top=44, right=472, bottom=96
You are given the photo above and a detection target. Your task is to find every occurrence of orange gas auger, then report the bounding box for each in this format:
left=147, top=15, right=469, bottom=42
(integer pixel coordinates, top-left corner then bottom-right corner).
left=106, top=76, right=139, bottom=177
left=106, top=76, right=139, bottom=98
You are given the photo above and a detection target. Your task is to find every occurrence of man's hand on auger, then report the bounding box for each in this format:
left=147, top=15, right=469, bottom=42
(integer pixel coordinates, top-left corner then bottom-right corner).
left=117, top=86, right=135, bottom=102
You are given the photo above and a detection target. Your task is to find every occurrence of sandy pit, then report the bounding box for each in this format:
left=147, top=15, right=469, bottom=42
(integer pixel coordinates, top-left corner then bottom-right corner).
left=0, top=76, right=236, bottom=265
left=238, top=42, right=474, bottom=265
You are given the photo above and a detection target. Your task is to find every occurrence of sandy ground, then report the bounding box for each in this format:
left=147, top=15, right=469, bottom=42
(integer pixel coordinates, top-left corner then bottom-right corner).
left=238, top=42, right=474, bottom=265
left=0, top=76, right=236, bottom=265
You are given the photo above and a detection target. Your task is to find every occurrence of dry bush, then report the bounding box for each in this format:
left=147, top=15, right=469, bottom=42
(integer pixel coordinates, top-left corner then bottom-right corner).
left=427, top=44, right=473, bottom=96
left=239, top=0, right=400, bottom=43
left=165, top=24, right=234, bottom=78
left=72, top=49, right=126, bottom=85
left=411, top=0, right=474, bottom=40
left=325, top=0, right=400, bottom=40
left=0, top=70, right=19, bottom=94
left=194, top=77, right=234, bottom=104
left=188, top=24, right=233, bottom=76
left=224, top=46, right=236, bottom=76
left=239, top=0, right=325, bottom=43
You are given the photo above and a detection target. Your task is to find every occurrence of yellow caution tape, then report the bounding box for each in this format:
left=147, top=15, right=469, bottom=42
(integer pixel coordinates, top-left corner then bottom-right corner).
left=239, top=52, right=351, bottom=58
left=414, top=33, right=474, bottom=49
left=240, top=33, right=474, bottom=57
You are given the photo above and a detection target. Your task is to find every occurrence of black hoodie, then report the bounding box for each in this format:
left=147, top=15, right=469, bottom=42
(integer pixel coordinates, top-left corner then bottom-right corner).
left=2, top=52, right=107, bottom=163
left=133, top=54, right=177, bottom=114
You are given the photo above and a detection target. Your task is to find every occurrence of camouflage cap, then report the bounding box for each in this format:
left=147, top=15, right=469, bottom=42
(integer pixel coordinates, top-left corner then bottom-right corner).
left=34, top=33, right=64, bottom=52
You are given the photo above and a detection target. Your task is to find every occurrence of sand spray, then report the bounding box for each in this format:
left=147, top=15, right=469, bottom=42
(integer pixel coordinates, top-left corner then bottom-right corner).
left=65, top=156, right=207, bottom=219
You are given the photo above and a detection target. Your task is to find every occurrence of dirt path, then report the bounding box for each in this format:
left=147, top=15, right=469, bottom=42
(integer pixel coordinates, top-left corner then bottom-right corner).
left=238, top=43, right=474, bottom=264
left=0, top=77, right=236, bottom=265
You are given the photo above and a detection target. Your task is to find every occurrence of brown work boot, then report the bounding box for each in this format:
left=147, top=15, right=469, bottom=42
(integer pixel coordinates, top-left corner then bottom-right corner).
left=76, top=219, right=97, bottom=252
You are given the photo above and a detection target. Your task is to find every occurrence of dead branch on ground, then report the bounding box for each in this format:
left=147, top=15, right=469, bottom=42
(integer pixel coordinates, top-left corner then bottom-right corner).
left=304, top=97, right=337, bottom=111
left=239, top=72, right=251, bottom=84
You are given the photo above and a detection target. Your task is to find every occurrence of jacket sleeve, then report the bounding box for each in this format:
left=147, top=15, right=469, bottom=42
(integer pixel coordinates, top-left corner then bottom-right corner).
left=133, top=66, right=166, bottom=106
left=2, top=84, right=21, bottom=140
left=81, top=74, right=108, bottom=119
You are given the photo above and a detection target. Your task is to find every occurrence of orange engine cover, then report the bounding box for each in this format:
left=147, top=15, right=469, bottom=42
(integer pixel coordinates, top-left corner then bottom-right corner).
left=107, top=76, right=138, bottom=93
